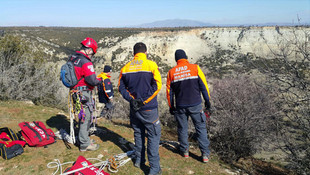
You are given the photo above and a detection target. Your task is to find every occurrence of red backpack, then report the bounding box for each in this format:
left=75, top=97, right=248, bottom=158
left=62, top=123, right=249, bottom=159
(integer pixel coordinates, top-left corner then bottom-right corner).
left=18, top=121, right=55, bottom=147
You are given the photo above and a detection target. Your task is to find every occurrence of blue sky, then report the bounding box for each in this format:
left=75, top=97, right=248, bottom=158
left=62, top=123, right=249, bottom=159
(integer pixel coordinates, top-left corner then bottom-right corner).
left=1, top=0, right=309, bottom=27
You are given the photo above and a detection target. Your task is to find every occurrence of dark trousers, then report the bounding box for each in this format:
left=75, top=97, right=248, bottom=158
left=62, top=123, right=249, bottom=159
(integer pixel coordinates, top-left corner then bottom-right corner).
left=175, top=103, right=210, bottom=156
left=130, top=108, right=161, bottom=174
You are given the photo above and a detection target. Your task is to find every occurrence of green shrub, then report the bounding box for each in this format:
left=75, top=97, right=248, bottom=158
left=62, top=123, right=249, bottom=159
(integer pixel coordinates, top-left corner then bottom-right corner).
left=0, top=34, right=59, bottom=107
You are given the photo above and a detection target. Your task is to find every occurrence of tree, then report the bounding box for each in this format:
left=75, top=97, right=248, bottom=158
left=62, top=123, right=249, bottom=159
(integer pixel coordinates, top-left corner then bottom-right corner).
left=257, top=25, right=310, bottom=174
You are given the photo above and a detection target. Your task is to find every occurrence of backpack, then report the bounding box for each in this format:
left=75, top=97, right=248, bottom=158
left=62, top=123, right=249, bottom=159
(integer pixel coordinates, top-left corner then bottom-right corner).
left=18, top=121, right=56, bottom=147
left=60, top=60, right=81, bottom=88
left=63, top=156, right=110, bottom=175
left=0, top=127, right=25, bottom=160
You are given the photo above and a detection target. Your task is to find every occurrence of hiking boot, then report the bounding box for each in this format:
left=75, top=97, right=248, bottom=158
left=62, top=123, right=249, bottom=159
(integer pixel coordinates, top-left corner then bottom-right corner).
left=100, top=109, right=107, bottom=117
left=134, top=162, right=143, bottom=168
left=80, top=143, right=99, bottom=152
left=202, top=155, right=209, bottom=163
left=134, top=162, right=140, bottom=168
left=182, top=150, right=189, bottom=158
left=134, top=160, right=145, bottom=168
left=148, top=169, right=162, bottom=175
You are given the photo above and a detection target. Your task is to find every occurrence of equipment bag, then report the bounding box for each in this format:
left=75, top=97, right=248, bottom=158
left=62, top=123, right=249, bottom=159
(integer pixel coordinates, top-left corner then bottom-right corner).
left=64, top=156, right=110, bottom=175
left=0, top=127, right=25, bottom=160
left=60, top=60, right=82, bottom=88
left=18, top=121, right=55, bottom=147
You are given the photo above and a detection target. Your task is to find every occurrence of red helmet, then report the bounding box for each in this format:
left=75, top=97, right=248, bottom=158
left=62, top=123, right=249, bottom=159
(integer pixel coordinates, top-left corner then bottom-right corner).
left=81, top=37, right=98, bottom=54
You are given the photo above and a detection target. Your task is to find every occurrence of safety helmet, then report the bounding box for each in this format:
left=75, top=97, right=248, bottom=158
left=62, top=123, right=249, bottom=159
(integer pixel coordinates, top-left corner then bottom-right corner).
left=81, top=37, right=98, bottom=54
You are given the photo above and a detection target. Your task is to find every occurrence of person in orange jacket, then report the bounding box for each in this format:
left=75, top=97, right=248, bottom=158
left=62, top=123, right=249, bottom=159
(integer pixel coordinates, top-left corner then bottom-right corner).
left=166, top=49, right=212, bottom=163
left=97, top=65, right=114, bottom=119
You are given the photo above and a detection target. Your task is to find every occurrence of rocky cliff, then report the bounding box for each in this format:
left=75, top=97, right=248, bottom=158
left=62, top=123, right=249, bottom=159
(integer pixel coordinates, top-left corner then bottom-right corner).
left=95, top=26, right=308, bottom=68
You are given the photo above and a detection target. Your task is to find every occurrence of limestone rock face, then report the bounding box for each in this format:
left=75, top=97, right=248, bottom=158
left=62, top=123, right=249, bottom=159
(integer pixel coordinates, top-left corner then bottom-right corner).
left=95, top=27, right=308, bottom=66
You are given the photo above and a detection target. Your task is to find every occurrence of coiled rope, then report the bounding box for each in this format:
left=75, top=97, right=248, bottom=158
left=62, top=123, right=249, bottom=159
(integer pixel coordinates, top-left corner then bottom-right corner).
left=47, top=150, right=135, bottom=175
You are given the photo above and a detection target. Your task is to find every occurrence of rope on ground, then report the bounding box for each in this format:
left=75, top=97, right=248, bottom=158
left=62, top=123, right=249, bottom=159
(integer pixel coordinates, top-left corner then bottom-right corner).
left=47, top=150, right=135, bottom=175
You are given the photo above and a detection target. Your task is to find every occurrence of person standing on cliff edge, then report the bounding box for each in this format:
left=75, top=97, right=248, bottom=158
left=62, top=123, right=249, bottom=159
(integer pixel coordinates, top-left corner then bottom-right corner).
left=166, top=49, right=212, bottom=163
left=74, top=37, right=102, bottom=152
left=118, top=42, right=162, bottom=175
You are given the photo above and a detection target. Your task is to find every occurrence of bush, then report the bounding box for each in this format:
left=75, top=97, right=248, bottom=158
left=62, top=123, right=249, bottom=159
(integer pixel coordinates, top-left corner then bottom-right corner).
left=209, top=75, right=278, bottom=162
left=0, top=34, right=60, bottom=107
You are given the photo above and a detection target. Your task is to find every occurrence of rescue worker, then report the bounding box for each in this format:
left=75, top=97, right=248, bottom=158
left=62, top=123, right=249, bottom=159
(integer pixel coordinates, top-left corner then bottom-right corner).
left=118, top=42, right=162, bottom=175
left=70, top=37, right=102, bottom=151
left=166, top=49, right=212, bottom=163
left=97, top=65, right=114, bottom=119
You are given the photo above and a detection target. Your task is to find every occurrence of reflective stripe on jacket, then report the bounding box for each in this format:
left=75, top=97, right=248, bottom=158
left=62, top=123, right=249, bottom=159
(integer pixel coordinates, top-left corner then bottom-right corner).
left=118, top=53, right=162, bottom=110
left=97, top=72, right=114, bottom=103
left=70, top=51, right=101, bottom=90
left=166, top=59, right=210, bottom=108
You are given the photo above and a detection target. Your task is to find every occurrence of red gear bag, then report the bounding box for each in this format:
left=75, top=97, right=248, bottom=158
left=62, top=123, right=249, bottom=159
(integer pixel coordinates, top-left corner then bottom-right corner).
left=18, top=121, right=55, bottom=147
left=64, top=156, right=110, bottom=175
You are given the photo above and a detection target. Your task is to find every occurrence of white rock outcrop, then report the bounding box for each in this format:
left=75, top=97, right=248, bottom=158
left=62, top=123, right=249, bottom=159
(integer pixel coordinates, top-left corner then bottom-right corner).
left=95, top=26, right=308, bottom=65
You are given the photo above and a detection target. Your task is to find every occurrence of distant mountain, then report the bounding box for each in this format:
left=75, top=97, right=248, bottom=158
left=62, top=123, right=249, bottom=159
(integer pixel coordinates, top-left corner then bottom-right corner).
left=132, top=19, right=309, bottom=28
left=135, top=19, right=214, bottom=28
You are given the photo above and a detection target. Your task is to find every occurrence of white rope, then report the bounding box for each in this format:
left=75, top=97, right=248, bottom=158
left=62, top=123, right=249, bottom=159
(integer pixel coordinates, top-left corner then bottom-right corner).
left=47, top=150, right=135, bottom=175
left=69, top=111, right=75, bottom=144
left=47, top=159, right=75, bottom=175
left=68, top=91, right=76, bottom=144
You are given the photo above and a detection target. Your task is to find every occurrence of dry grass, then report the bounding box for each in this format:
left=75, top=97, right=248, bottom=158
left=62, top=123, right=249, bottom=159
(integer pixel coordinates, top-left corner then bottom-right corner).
left=0, top=100, right=232, bottom=175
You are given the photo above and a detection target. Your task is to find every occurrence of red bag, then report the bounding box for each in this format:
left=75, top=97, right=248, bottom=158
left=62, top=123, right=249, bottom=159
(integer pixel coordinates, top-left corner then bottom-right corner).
left=0, top=127, right=25, bottom=159
left=64, top=156, right=110, bottom=175
left=18, top=121, right=55, bottom=147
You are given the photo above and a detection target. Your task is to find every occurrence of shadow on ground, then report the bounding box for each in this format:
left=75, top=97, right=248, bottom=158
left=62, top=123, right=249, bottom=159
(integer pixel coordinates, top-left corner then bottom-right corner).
left=111, top=120, right=131, bottom=129
left=95, top=125, right=149, bottom=174
left=46, top=114, right=71, bottom=131
left=159, top=140, right=202, bottom=163
left=46, top=115, right=150, bottom=174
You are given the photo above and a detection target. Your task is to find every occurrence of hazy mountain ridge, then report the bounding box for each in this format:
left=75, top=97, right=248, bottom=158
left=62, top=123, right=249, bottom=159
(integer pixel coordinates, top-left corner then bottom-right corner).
left=134, top=19, right=214, bottom=28
left=133, top=19, right=309, bottom=28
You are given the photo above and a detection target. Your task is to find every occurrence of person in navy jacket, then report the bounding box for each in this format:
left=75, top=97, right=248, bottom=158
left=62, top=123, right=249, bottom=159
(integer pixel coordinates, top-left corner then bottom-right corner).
left=166, top=49, right=212, bottom=163
left=97, top=65, right=114, bottom=119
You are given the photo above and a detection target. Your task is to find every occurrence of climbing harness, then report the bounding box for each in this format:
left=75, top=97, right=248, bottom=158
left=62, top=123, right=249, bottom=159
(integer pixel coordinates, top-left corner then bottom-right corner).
left=67, top=88, right=100, bottom=143
left=47, top=150, right=135, bottom=175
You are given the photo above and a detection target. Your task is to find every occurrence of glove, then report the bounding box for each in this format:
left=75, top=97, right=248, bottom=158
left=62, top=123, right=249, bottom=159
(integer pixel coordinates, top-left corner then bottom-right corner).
left=130, top=98, right=144, bottom=111
left=205, top=101, right=213, bottom=115
left=205, top=101, right=211, bottom=110
left=169, top=107, right=176, bottom=115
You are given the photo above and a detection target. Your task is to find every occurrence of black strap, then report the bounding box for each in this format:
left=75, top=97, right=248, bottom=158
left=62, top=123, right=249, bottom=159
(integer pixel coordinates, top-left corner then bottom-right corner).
left=23, top=122, right=42, bottom=142
left=33, top=121, right=50, bottom=140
